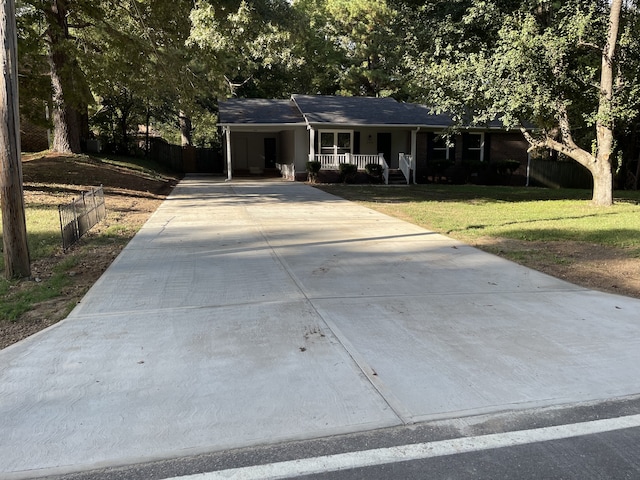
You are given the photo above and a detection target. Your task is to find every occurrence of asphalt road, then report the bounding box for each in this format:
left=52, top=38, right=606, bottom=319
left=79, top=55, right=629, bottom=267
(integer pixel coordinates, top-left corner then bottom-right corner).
left=44, top=396, right=640, bottom=480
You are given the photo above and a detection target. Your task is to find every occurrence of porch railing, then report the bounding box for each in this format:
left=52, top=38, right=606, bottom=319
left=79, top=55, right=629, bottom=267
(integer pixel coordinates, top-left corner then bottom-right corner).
left=310, top=153, right=390, bottom=184
left=381, top=156, right=390, bottom=185
left=311, top=153, right=386, bottom=171
left=398, top=153, right=412, bottom=185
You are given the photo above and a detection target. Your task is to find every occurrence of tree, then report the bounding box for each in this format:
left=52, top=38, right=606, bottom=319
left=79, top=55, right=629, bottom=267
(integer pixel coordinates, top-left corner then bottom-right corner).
left=189, top=0, right=301, bottom=97
left=83, top=0, right=190, bottom=152
left=404, top=0, right=633, bottom=205
left=1, top=0, right=31, bottom=278
left=16, top=1, right=51, bottom=130
left=44, top=0, right=91, bottom=153
left=18, top=0, right=209, bottom=153
left=412, top=0, right=634, bottom=206
left=311, top=0, right=406, bottom=97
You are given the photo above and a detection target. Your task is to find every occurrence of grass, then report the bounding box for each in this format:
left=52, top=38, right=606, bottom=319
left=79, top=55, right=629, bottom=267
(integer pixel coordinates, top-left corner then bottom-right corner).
left=24, top=206, right=64, bottom=260
left=0, top=264, right=74, bottom=322
left=0, top=151, right=176, bottom=325
left=316, top=184, right=640, bottom=253
left=0, top=194, right=88, bottom=322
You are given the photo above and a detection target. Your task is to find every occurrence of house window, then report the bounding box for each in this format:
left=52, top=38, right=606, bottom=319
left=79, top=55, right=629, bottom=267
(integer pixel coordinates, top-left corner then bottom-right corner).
left=432, top=136, right=453, bottom=161
left=320, top=130, right=353, bottom=156
left=465, top=133, right=484, bottom=162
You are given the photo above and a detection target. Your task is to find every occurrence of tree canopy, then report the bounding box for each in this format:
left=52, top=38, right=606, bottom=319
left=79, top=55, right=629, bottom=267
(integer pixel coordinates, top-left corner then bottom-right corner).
left=403, top=0, right=637, bottom=205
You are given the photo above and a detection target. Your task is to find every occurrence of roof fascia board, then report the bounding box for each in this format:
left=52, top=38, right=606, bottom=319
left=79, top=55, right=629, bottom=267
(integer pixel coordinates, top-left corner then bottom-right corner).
left=219, top=123, right=304, bottom=128
left=306, top=123, right=451, bottom=129
left=219, top=122, right=526, bottom=132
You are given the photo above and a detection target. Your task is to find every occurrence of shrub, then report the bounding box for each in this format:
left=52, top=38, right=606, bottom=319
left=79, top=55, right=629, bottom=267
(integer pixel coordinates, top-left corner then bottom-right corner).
left=492, top=159, right=521, bottom=175
left=431, top=160, right=454, bottom=174
left=365, top=163, right=383, bottom=177
left=339, top=163, right=358, bottom=183
left=306, top=160, right=321, bottom=173
left=306, top=160, right=321, bottom=182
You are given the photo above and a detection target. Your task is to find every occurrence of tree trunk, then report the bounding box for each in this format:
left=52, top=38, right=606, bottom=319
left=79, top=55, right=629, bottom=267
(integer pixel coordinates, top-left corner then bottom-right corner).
left=590, top=159, right=614, bottom=206
left=590, top=0, right=623, bottom=206
left=179, top=110, right=192, bottom=147
left=46, top=0, right=82, bottom=154
left=1, top=0, right=31, bottom=279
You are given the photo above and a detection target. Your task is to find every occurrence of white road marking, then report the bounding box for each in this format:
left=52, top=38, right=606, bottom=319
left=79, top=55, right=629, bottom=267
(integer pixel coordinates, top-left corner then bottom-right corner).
left=167, top=414, right=640, bottom=480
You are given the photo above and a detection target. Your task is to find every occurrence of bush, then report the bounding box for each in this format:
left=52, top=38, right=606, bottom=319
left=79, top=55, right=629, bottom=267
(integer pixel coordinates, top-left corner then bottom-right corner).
left=431, top=160, right=454, bottom=174
left=306, top=160, right=321, bottom=182
left=339, top=163, right=358, bottom=183
left=492, top=159, right=521, bottom=175
left=306, top=160, right=321, bottom=173
left=365, top=163, right=383, bottom=177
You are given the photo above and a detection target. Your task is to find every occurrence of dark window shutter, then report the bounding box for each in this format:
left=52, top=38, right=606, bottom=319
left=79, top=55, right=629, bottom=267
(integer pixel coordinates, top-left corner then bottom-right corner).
left=461, top=133, right=470, bottom=163
left=483, top=133, right=491, bottom=163
left=427, top=132, right=435, bottom=162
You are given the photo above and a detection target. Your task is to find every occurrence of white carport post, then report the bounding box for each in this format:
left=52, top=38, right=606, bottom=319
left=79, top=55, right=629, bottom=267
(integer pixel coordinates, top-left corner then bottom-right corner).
left=309, top=126, right=315, bottom=161
left=224, top=126, right=232, bottom=181
left=411, top=128, right=419, bottom=184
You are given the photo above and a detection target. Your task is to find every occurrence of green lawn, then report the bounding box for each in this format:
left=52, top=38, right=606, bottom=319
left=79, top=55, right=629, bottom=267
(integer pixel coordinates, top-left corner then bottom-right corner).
left=315, top=184, right=640, bottom=254
left=1, top=153, right=175, bottom=326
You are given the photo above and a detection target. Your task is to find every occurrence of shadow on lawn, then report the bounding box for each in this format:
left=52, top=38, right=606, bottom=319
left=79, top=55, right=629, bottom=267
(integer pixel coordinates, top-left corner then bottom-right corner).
left=317, top=184, right=640, bottom=204
left=22, top=155, right=178, bottom=197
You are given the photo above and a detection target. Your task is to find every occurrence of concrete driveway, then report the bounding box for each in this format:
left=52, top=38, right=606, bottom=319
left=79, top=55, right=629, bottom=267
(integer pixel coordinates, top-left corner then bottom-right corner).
left=2, top=177, right=640, bottom=479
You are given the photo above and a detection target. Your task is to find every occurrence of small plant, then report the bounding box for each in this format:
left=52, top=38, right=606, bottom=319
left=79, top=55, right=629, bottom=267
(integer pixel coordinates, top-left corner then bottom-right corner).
left=365, top=163, right=383, bottom=178
left=339, top=163, right=358, bottom=183
left=306, top=160, right=321, bottom=183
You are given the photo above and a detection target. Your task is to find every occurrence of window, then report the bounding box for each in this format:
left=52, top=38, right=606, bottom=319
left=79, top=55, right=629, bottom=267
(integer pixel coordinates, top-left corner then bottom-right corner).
left=465, top=133, right=484, bottom=162
left=320, top=131, right=353, bottom=156
left=432, top=136, right=453, bottom=162
left=320, top=132, right=334, bottom=154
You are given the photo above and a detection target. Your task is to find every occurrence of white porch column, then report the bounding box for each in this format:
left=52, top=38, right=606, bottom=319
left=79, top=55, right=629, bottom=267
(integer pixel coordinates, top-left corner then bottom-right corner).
left=411, top=128, right=419, bottom=184
left=309, top=127, right=315, bottom=161
left=224, top=126, right=232, bottom=181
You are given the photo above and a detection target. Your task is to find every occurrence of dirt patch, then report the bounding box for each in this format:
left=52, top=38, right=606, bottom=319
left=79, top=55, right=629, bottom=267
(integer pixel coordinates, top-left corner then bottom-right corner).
left=475, top=237, right=640, bottom=299
left=0, top=154, right=179, bottom=350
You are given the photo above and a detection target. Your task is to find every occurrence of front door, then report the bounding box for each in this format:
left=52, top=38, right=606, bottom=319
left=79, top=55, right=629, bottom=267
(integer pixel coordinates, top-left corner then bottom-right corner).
left=377, top=133, right=392, bottom=166
left=264, top=138, right=277, bottom=168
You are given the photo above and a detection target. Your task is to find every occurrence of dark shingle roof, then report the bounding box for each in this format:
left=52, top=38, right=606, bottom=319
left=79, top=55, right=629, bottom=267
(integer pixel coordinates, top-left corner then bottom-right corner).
left=218, top=95, right=508, bottom=129
left=291, top=95, right=453, bottom=127
left=218, top=98, right=304, bottom=125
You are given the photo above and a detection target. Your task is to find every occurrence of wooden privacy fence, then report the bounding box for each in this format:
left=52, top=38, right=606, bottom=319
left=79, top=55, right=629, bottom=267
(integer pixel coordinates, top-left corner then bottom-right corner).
left=58, top=186, right=106, bottom=250
left=529, top=159, right=593, bottom=189
left=149, top=139, right=223, bottom=173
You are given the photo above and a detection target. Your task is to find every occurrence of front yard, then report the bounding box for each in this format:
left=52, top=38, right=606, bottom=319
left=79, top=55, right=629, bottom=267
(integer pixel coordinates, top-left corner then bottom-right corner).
left=315, top=184, right=640, bottom=299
